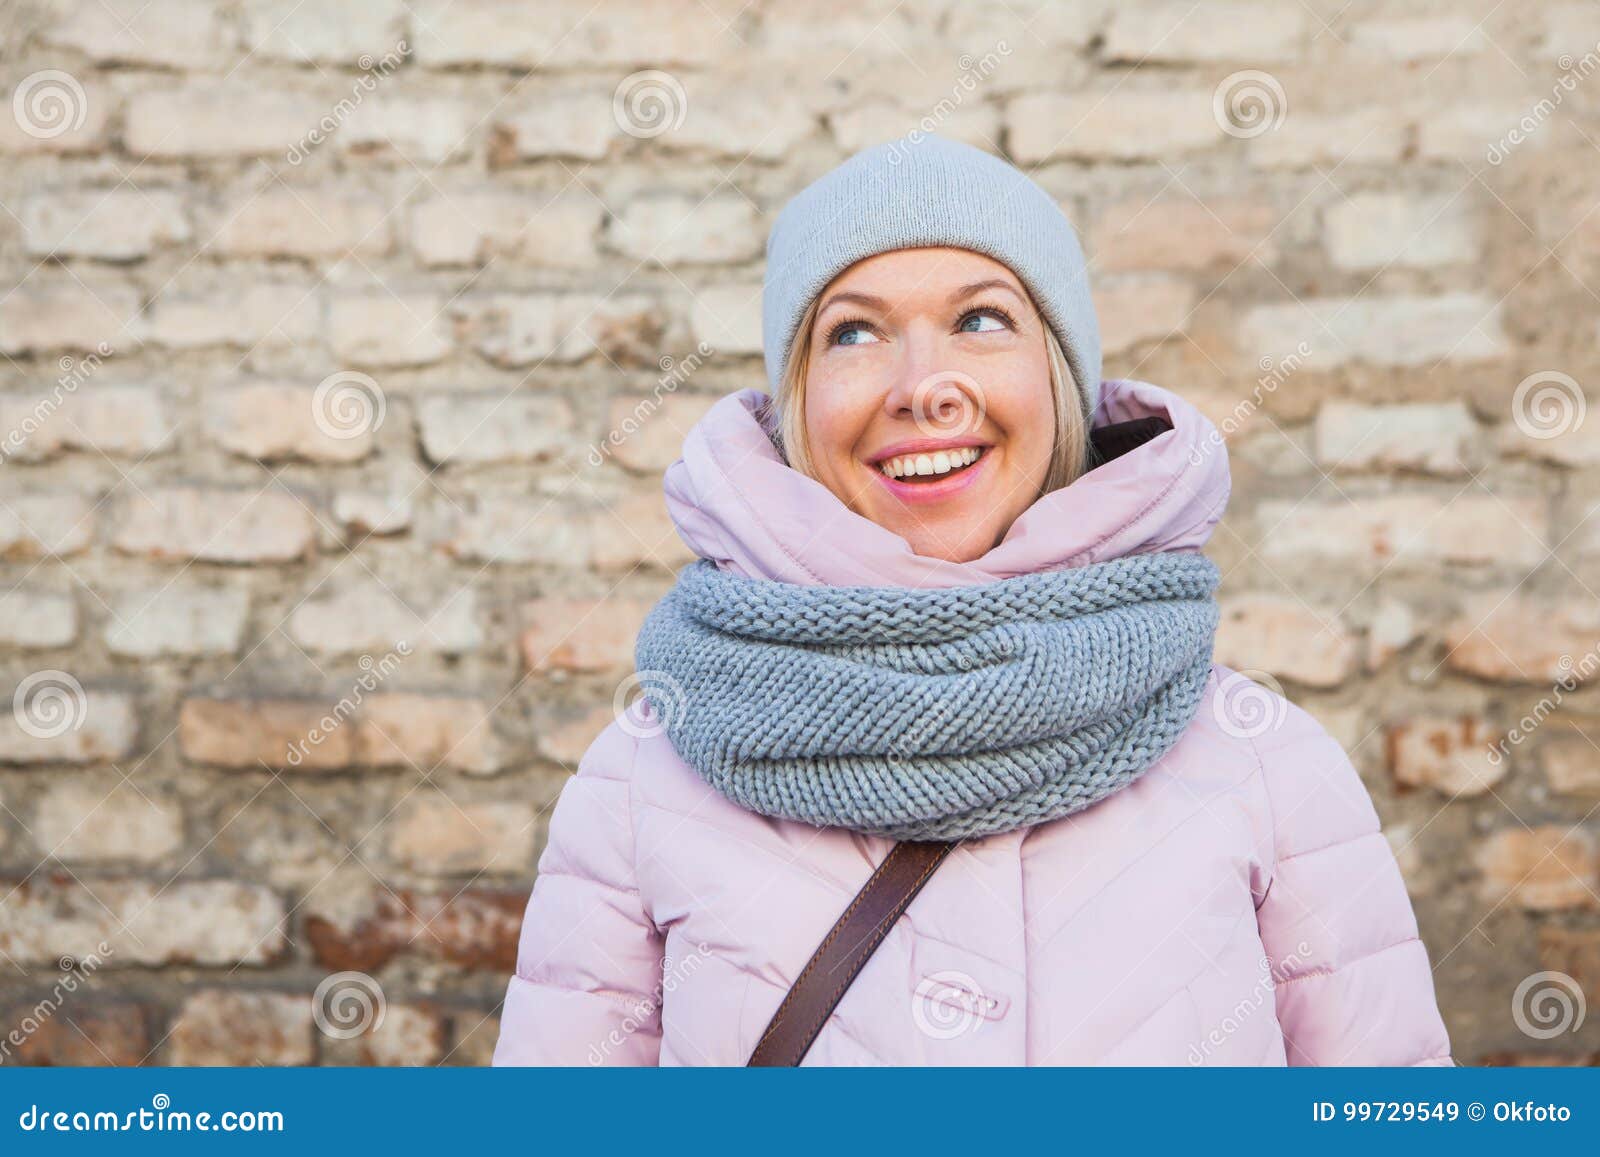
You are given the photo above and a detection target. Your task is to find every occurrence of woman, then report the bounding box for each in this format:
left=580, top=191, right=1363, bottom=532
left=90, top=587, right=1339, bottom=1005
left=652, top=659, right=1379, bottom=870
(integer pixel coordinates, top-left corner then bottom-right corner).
left=492, top=134, right=1454, bottom=1066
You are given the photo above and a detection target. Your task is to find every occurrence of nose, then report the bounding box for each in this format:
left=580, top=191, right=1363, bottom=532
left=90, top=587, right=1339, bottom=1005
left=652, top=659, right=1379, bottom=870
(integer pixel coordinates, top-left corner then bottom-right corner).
left=879, top=324, right=936, bottom=420
left=881, top=327, right=984, bottom=435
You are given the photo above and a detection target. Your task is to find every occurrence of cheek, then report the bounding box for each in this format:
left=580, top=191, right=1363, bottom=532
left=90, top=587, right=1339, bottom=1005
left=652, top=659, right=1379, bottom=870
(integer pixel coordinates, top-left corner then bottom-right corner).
left=990, top=359, right=1057, bottom=463
left=803, top=370, right=875, bottom=469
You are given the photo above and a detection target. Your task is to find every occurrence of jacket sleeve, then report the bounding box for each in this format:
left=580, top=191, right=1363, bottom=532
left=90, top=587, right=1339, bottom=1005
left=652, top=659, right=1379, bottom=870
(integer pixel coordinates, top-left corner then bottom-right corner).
left=1248, top=694, right=1454, bottom=1066
left=492, top=719, right=666, bottom=1066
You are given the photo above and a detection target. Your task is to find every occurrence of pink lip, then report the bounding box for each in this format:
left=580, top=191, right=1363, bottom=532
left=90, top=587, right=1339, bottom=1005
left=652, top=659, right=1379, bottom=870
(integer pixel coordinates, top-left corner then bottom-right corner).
left=869, top=445, right=993, bottom=505
left=866, top=436, right=990, bottom=465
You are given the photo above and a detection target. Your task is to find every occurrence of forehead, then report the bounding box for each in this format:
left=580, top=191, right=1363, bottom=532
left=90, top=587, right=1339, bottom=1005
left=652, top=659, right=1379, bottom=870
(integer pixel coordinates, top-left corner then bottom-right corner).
left=821, top=246, right=1024, bottom=299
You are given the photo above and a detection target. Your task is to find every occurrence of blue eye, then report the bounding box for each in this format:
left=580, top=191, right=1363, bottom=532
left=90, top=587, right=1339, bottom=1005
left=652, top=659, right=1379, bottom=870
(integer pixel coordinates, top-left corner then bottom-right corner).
left=959, top=309, right=1011, bottom=333
left=829, top=321, right=879, bottom=346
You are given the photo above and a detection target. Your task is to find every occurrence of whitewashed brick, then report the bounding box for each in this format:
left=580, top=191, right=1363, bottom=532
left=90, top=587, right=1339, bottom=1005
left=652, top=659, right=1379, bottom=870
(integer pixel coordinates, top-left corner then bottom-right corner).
left=1349, top=18, right=1487, bottom=61
left=333, top=490, right=412, bottom=536
left=1258, top=494, right=1549, bottom=571
left=0, top=590, right=77, bottom=648
left=1104, top=3, right=1304, bottom=62
left=125, top=86, right=326, bottom=158
left=1314, top=400, right=1482, bottom=474
left=206, top=383, right=376, bottom=463
left=1237, top=293, right=1509, bottom=368
left=0, top=495, right=96, bottom=558
left=1214, top=594, right=1356, bottom=688
left=493, top=88, right=617, bottom=161
left=409, top=192, right=602, bottom=268
left=1324, top=192, right=1478, bottom=269
left=611, top=194, right=764, bottom=265
left=0, top=385, right=174, bottom=461
left=1093, top=274, right=1195, bottom=355
left=0, top=690, right=137, bottom=765
left=0, top=879, right=286, bottom=967
left=1248, top=110, right=1406, bottom=169
left=464, top=293, right=666, bottom=368
left=149, top=282, right=319, bottom=349
left=0, top=279, right=144, bottom=354
left=689, top=285, right=763, bottom=354
left=34, top=780, right=185, bottom=863
left=330, top=294, right=453, bottom=367
left=211, top=188, right=392, bottom=260
left=1008, top=91, right=1222, bottom=162
left=46, top=0, right=235, bottom=68
left=1445, top=594, right=1600, bottom=684
left=113, top=488, right=318, bottom=563
left=442, top=496, right=590, bottom=567
left=1092, top=197, right=1277, bottom=271
left=289, top=581, right=482, bottom=655
left=416, top=393, right=573, bottom=465
left=244, top=0, right=408, bottom=63
left=342, top=97, right=475, bottom=163
left=21, top=190, right=189, bottom=261
left=105, top=584, right=250, bottom=657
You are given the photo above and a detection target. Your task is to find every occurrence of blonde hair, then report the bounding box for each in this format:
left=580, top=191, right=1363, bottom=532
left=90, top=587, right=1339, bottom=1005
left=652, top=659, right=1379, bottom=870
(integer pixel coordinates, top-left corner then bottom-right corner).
left=767, top=295, right=1096, bottom=497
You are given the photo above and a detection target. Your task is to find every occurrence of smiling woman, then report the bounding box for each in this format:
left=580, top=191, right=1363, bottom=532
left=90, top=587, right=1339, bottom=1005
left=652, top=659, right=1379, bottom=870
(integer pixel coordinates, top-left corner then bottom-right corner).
left=772, top=248, right=1094, bottom=562
left=492, top=133, right=1454, bottom=1068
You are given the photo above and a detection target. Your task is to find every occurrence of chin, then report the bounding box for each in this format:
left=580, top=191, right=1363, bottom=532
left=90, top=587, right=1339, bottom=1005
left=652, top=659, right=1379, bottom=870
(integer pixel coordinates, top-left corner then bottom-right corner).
left=895, top=516, right=1004, bottom=563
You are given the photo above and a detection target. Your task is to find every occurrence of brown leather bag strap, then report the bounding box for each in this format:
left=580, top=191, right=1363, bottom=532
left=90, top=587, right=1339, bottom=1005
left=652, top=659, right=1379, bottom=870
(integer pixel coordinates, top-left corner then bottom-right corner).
left=747, top=839, right=958, bottom=1066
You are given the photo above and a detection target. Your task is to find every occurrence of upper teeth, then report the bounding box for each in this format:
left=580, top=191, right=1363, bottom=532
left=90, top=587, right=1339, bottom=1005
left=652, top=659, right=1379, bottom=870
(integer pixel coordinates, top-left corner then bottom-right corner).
left=878, top=446, right=983, bottom=479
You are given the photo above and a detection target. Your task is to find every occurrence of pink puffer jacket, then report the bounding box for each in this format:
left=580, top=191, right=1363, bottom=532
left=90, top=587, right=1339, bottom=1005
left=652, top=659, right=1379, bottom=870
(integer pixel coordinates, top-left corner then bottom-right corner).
left=493, top=378, right=1454, bottom=1066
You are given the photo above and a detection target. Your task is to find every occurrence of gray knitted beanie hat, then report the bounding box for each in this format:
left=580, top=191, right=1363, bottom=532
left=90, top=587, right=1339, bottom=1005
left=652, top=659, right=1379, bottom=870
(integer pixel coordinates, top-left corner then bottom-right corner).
left=761, top=132, right=1103, bottom=421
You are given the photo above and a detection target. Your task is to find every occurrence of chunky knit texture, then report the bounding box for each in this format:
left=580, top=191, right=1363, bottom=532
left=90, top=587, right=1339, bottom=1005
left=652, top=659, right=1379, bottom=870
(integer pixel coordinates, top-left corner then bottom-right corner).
left=634, top=550, right=1220, bottom=840
left=761, top=132, right=1103, bottom=420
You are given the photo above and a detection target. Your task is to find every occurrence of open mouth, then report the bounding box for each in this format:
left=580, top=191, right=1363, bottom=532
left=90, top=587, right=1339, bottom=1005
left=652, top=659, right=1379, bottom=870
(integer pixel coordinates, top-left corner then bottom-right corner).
left=875, top=445, right=988, bottom=483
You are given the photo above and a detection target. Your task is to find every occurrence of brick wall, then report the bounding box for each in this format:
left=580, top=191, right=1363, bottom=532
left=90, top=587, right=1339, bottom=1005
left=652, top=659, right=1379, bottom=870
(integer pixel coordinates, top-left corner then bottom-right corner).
left=0, top=0, right=1597, bottom=1065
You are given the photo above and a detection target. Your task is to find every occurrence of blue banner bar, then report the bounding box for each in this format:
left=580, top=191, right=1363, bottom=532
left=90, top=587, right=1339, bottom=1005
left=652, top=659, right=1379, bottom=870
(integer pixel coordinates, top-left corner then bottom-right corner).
left=1, top=1067, right=1595, bottom=1153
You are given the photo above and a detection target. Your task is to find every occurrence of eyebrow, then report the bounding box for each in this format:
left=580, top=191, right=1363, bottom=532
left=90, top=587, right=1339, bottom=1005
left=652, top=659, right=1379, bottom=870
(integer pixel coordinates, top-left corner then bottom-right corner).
left=816, top=278, right=1028, bottom=317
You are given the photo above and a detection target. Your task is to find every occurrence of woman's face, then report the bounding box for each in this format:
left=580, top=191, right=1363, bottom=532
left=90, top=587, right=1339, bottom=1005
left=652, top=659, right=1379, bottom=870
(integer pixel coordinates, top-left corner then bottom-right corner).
left=801, top=246, right=1057, bottom=563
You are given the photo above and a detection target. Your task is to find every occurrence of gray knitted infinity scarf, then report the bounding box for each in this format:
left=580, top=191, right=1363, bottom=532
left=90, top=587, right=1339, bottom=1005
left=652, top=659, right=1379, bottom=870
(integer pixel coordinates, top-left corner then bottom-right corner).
left=633, top=551, right=1220, bottom=841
